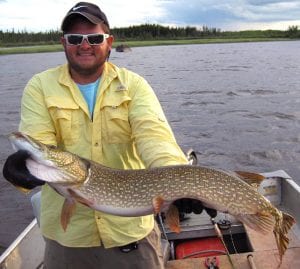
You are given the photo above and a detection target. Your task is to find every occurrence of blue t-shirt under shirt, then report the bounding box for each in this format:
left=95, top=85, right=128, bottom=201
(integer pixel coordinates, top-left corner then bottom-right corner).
left=77, top=78, right=100, bottom=118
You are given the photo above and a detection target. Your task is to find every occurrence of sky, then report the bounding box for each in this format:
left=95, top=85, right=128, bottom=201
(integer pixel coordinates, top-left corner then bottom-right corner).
left=1, top=0, right=300, bottom=32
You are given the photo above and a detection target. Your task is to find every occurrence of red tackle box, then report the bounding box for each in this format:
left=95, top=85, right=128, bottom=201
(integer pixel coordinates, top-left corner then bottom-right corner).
left=176, top=237, right=226, bottom=259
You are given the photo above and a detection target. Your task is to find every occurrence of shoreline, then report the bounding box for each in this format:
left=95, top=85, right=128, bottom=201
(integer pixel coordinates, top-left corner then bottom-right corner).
left=0, top=37, right=294, bottom=55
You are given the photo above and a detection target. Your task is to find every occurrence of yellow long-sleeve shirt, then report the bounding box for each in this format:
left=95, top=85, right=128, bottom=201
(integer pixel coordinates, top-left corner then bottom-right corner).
left=19, top=62, right=187, bottom=248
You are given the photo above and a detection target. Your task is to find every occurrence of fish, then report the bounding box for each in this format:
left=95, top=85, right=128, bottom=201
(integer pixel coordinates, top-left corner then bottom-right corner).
left=8, top=131, right=295, bottom=263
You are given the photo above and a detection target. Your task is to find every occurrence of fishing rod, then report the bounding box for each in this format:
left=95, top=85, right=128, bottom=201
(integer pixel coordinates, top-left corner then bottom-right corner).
left=211, top=218, right=236, bottom=269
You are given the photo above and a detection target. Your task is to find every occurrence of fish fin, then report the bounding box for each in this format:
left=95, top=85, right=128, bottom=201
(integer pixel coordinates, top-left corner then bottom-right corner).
left=67, top=188, right=94, bottom=207
left=273, top=212, right=295, bottom=263
left=152, top=196, right=165, bottom=214
left=235, top=171, right=265, bottom=188
left=165, top=204, right=181, bottom=233
left=61, top=199, right=76, bottom=232
left=237, top=212, right=275, bottom=234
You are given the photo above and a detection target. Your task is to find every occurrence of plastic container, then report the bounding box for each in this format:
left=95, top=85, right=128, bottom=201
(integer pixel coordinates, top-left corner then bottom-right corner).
left=176, top=237, right=226, bottom=259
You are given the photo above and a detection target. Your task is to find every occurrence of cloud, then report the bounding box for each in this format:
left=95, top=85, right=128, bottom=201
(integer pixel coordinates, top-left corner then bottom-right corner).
left=247, top=0, right=299, bottom=5
left=0, top=0, right=70, bottom=31
left=0, top=0, right=165, bottom=30
left=154, top=0, right=300, bottom=30
left=235, top=1, right=300, bottom=22
left=1, top=0, right=300, bottom=32
left=103, top=0, right=165, bottom=27
left=155, top=0, right=238, bottom=26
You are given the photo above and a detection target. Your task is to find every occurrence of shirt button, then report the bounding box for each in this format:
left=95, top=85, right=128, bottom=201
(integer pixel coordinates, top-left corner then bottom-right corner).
left=94, top=142, right=99, bottom=147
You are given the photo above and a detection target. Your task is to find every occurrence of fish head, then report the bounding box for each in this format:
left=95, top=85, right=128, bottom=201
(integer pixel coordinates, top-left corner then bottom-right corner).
left=9, top=132, right=89, bottom=184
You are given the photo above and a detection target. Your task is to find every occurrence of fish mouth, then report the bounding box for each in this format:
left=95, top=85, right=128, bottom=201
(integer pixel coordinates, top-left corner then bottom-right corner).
left=9, top=132, right=54, bottom=167
left=8, top=132, right=65, bottom=182
left=8, top=132, right=89, bottom=184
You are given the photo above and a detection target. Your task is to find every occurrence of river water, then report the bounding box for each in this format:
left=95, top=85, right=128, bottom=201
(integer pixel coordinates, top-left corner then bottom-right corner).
left=112, top=41, right=300, bottom=181
left=0, top=41, right=300, bottom=250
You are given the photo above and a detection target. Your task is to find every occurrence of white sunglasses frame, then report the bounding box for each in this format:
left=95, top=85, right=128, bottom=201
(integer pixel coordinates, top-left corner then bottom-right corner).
left=64, top=33, right=110, bottom=46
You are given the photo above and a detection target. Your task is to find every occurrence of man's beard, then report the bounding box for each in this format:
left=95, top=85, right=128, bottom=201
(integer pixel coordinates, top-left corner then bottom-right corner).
left=65, top=51, right=108, bottom=76
left=69, top=61, right=103, bottom=76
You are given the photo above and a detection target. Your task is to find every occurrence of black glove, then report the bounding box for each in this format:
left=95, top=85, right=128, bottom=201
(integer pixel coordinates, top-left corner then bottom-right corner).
left=173, top=198, right=217, bottom=219
left=173, top=198, right=204, bottom=214
left=2, top=150, right=45, bottom=190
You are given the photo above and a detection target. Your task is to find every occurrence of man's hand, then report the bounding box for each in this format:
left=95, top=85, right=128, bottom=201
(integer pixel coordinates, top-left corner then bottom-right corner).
left=2, top=150, right=45, bottom=190
left=173, top=198, right=217, bottom=219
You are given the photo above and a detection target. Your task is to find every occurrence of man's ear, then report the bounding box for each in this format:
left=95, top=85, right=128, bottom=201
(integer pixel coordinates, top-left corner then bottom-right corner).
left=60, top=36, right=67, bottom=49
left=107, top=35, right=114, bottom=50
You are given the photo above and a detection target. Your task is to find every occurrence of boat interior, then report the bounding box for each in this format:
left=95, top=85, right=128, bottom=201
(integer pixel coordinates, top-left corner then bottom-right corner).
left=0, top=170, right=299, bottom=269
left=164, top=170, right=300, bottom=269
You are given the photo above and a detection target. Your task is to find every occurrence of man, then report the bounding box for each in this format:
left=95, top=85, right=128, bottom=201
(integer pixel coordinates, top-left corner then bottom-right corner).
left=3, top=2, right=205, bottom=268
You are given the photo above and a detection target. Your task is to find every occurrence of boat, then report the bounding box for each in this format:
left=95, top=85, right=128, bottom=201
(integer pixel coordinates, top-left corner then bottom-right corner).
left=115, top=44, right=131, bottom=52
left=0, top=157, right=299, bottom=268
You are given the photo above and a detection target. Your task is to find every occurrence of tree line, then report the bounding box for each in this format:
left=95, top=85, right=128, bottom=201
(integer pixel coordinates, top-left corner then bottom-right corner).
left=1, top=24, right=299, bottom=47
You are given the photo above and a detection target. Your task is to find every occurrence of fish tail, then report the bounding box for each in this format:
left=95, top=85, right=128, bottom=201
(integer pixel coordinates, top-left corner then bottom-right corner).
left=274, top=211, right=295, bottom=263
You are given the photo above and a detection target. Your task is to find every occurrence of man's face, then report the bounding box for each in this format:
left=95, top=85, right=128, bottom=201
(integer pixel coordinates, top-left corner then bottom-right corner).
left=61, top=19, right=113, bottom=79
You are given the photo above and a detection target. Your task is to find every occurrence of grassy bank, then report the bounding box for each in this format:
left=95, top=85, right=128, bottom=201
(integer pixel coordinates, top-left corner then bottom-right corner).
left=0, top=37, right=293, bottom=55
left=0, top=44, right=63, bottom=55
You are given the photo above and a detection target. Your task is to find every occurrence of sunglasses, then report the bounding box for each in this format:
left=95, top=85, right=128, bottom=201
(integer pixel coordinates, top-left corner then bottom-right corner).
left=64, top=33, right=110, bottom=46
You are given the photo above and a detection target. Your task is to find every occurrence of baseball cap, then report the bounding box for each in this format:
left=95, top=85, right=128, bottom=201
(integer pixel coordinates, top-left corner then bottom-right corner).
left=61, top=2, right=110, bottom=32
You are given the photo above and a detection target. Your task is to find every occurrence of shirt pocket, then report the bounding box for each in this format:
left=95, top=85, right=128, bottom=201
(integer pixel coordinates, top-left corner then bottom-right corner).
left=46, top=97, right=81, bottom=146
left=101, top=95, right=132, bottom=144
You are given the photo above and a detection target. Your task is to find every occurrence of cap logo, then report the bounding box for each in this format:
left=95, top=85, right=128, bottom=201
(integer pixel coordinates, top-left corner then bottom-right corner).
left=72, top=5, right=87, bottom=11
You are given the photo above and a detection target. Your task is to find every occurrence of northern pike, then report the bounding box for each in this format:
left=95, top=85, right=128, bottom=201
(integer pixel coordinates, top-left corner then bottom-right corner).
left=8, top=132, right=295, bottom=262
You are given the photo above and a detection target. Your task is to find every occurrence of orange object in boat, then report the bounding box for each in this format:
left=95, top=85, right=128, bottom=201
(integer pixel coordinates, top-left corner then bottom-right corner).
left=176, top=237, right=226, bottom=259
